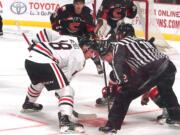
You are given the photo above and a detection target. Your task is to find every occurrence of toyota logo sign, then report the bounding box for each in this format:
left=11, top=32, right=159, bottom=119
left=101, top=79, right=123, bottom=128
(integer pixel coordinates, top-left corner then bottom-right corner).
left=10, top=2, right=27, bottom=15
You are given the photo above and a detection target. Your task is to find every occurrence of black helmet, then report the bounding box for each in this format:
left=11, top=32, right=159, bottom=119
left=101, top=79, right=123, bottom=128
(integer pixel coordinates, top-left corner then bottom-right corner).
left=73, top=0, right=85, bottom=4
left=97, top=40, right=114, bottom=57
left=116, top=23, right=135, bottom=40
left=96, top=34, right=115, bottom=56
left=98, top=42, right=110, bottom=56
left=78, top=37, right=98, bottom=50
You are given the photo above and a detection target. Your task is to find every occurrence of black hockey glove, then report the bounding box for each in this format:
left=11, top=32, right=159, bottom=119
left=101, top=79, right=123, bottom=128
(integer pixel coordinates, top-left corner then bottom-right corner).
left=101, top=82, right=122, bottom=98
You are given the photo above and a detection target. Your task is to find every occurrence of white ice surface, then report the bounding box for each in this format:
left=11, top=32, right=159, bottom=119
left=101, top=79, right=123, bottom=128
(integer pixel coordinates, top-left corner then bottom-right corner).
left=0, top=26, right=180, bottom=135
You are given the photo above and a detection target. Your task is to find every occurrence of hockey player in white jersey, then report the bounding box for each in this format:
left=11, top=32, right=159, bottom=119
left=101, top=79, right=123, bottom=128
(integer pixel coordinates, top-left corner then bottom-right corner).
left=30, top=28, right=61, bottom=44
left=21, top=32, right=97, bottom=133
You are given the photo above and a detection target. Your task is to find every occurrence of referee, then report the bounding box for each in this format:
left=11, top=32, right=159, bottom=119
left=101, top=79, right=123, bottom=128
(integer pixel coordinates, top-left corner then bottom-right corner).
left=98, top=23, right=180, bottom=133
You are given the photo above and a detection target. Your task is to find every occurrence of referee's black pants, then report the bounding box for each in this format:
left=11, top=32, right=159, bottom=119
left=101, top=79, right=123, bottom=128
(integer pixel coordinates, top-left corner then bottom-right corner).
left=108, top=59, right=180, bottom=130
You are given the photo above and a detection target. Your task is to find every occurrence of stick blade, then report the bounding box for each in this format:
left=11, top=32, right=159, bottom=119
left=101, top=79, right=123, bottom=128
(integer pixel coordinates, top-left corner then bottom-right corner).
left=73, top=110, right=97, bottom=119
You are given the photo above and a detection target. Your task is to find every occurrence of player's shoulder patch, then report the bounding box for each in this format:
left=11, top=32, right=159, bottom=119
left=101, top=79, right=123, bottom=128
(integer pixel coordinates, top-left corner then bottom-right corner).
left=60, top=4, right=73, bottom=12
left=56, top=5, right=66, bottom=13
left=61, top=6, right=66, bottom=11
left=90, top=10, right=94, bottom=16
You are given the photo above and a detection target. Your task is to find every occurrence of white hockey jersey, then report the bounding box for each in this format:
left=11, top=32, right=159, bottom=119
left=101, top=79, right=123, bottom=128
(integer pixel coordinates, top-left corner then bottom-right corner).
left=31, top=28, right=60, bottom=43
left=26, top=35, right=85, bottom=81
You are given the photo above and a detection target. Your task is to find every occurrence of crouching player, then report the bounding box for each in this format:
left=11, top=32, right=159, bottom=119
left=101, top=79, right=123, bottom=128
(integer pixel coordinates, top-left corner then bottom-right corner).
left=21, top=33, right=97, bottom=133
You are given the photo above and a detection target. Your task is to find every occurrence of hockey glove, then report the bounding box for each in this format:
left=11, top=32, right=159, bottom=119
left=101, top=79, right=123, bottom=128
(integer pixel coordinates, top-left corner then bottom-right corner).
left=101, top=81, right=122, bottom=98
left=141, top=86, right=159, bottom=105
left=141, top=92, right=150, bottom=105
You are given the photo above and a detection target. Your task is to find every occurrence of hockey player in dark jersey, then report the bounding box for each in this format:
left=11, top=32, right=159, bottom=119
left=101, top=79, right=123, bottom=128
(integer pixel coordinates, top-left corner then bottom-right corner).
left=97, top=23, right=180, bottom=134
left=50, top=0, right=103, bottom=75
left=0, top=15, right=3, bottom=36
left=94, top=0, right=137, bottom=37
left=50, top=0, right=94, bottom=37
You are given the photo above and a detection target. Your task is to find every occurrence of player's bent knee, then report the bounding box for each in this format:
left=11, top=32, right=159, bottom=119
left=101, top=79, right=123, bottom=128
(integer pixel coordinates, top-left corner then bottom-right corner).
left=56, top=85, right=75, bottom=98
left=31, top=83, right=44, bottom=91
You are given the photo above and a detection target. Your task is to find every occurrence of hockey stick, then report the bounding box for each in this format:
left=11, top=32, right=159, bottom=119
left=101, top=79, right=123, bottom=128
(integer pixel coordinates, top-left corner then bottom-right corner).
left=102, top=61, right=110, bottom=112
left=72, top=110, right=97, bottom=119
left=21, top=31, right=36, bottom=51
left=22, top=32, right=31, bottom=46
left=14, top=20, right=34, bottom=50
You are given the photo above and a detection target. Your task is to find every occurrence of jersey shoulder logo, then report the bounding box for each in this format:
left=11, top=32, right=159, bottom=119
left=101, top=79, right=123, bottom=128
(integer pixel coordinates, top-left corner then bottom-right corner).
left=61, top=6, right=66, bottom=11
left=70, top=39, right=79, bottom=49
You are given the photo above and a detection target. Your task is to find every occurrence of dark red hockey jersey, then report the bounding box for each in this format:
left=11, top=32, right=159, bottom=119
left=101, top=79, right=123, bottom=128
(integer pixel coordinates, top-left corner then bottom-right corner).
left=50, top=4, right=95, bottom=37
left=97, top=0, right=137, bottom=29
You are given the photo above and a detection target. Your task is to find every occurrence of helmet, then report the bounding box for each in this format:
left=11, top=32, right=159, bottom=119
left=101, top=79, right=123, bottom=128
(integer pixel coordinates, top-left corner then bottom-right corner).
left=96, top=34, right=115, bottom=56
left=78, top=37, right=98, bottom=50
left=97, top=40, right=113, bottom=57
left=126, top=2, right=137, bottom=19
left=116, top=23, right=135, bottom=41
left=73, top=0, right=85, bottom=4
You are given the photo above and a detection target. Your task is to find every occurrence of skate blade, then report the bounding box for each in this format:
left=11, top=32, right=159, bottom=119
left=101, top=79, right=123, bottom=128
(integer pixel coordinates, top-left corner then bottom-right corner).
left=95, top=102, right=113, bottom=108
left=95, top=103, right=108, bottom=107
left=157, top=118, right=166, bottom=125
left=59, top=130, right=85, bottom=134
left=20, top=108, right=41, bottom=113
left=99, top=132, right=117, bottom=135
left=167, top=123, right=180, bottom=128
left=157, top=120, right=180, bottom=128
left=60, top=127, right=85, bottom=134
left=99, top=129, right=117, bottom=135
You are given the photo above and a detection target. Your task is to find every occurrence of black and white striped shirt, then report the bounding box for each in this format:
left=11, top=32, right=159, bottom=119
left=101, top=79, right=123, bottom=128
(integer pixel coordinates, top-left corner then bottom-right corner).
left=112, top=36, right=169, bottom=84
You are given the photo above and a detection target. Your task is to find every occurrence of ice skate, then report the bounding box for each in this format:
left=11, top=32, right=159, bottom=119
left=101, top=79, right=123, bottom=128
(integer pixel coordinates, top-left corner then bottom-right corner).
left=99, top=125, right=117, bottom=134
left=159, top=116, right=180, bottom=127
left=157, top=108, right=168, bottom=124
left=157, top=107, right=180, bottom=127
left=21, top=96, right=43, bottom=113
left=166, top=118, right=180, bottom=127
left=166, top=107, right=180, bottom=127
left=58, top=112, right=85, bottom=133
